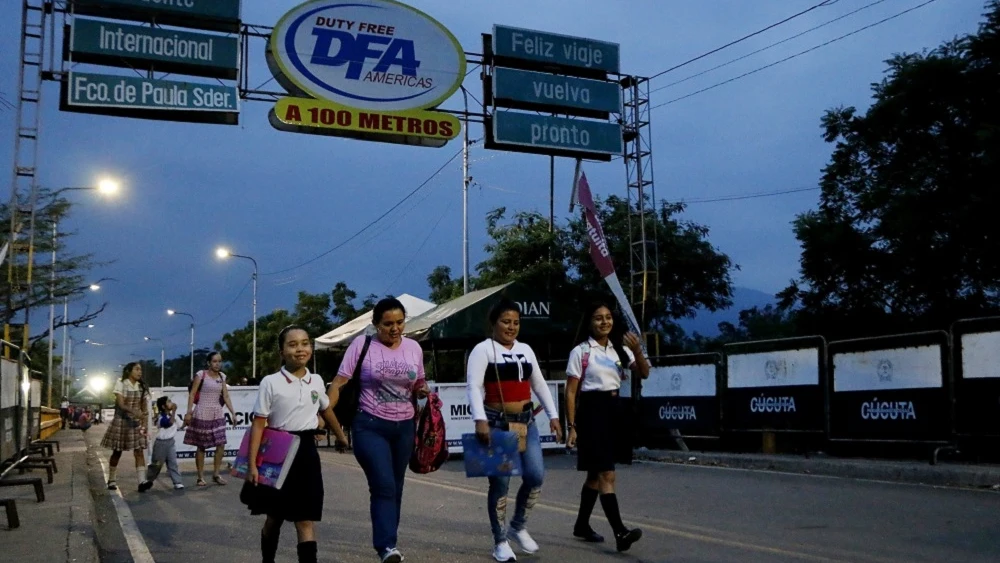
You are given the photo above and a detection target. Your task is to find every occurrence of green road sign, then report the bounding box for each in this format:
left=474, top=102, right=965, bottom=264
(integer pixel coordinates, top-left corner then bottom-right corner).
left=61, top=72, right=239, bottom=125
left=71, top=0, right=242, bottom=33
left=69, top=18, right=239, bottom=80
left=492, top=25, right=619, bottom=75
left=493, top=67, right=621, bottom=117
left=492, top=110, right=622, bottom=158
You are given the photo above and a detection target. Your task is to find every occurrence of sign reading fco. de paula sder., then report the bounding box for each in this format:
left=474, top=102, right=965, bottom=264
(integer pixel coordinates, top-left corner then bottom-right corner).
left=267, top=0, right=465, bottom=147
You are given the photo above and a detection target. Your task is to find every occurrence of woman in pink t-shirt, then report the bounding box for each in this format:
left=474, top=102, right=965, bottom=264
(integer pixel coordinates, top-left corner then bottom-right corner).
left=328, top=298, right=429, bottom=563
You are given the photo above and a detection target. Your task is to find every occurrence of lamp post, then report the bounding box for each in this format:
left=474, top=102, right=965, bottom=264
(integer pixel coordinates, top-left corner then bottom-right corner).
left=167, top=310, right=195, bottom=380
left=144, top=336, right=165, bottom=388
left=62, top=280, right=115, bottom=402
left=45, top=180, right=120, bottom=407
left=216, top=247, right=258, bottom=380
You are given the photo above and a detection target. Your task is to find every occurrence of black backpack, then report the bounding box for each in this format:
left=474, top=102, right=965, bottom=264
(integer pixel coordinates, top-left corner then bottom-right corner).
left=333, top=336, right=371, bottom=428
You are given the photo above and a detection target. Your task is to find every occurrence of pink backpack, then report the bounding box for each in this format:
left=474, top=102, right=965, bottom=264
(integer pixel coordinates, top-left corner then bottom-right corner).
left=409, top=392, right=448, bottom=474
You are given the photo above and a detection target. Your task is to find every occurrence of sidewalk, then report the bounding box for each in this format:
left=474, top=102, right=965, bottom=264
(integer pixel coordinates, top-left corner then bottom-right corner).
left=636, top=447, right=1000, bottom=489
left=1, top=428, right=99, bottom=563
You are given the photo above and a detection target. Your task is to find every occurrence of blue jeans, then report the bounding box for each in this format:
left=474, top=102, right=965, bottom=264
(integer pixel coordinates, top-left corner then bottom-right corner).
left=353, top=411, right=415, bottom=553
left=487, top=422, right=544, bottom=544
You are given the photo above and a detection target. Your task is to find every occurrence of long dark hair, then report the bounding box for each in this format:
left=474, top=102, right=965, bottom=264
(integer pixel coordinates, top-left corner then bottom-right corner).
left=121, top=362, right=149, bottom=398
left=582, top=301, right=631, bottom=372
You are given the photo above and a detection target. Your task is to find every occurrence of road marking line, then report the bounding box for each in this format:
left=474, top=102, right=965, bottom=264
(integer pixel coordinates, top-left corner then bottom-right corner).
left=98, top=457, right=156, bottom=563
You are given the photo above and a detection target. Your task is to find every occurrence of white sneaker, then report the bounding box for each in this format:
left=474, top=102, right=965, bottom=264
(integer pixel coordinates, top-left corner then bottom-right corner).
left=509, top=528, right=539, bottom=554
left=173, top=483, right=185, bottom=490
left=380, top=547, right=403, bottom=563
left=492, top=541, right=517, bottom=562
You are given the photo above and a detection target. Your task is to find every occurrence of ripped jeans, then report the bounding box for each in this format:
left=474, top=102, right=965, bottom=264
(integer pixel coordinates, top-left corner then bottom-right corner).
left=487, top=421, right=544, bottom=544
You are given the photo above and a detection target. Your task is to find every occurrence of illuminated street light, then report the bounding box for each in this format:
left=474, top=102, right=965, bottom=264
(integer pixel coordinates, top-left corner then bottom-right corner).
left=89, top=284, right=101, bottom=291
left=97, top=178, right=120, bottom=195
left=215, top=247, right=258, bottom=380
left=89, top=376, right=109, bottom=393
left=167, top=309, right=195, bottom=380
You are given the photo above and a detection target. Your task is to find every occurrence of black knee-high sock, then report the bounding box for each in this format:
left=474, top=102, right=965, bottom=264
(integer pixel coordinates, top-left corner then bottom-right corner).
left=297, top=541, right=317, bottom=563
left=600, top=493, right=628, bottom=536
left=261, top=529, right=280, bottom=563
left=576, top=486, right=600, bottom=530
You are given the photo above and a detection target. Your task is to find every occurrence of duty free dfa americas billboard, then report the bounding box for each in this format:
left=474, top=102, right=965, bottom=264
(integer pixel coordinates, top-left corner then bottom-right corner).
left=266, top=0, right=465, bottom=148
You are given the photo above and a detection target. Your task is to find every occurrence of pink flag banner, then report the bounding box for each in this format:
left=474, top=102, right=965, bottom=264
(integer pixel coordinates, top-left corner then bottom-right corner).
left=573, top=171, right=647, bottom=357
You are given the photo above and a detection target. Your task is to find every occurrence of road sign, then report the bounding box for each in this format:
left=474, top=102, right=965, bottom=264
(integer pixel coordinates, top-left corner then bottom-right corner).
left=61, top=72, right=239, bottom=125
left=68, top=18, right=240, bottom=80
left=491, top=110, right=622, bottom=159
left=71, top=0, right=242, bottom=32
left=493, top=67, right=621, bottom=117
left=492, top=25, right=620, bottom=75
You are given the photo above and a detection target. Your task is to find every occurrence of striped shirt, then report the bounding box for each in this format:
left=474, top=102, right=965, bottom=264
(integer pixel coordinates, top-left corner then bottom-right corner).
left=466, top=338, right=559, bottom=422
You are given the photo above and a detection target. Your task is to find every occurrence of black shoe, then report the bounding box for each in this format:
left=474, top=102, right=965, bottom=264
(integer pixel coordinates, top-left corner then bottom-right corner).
left=107, top=480, right=118, bottom=491
left=615, top=528, right=642, bottom=552
left=138, top=480, right=153, bottom=493
left=573, top=526, right=605, bottom=543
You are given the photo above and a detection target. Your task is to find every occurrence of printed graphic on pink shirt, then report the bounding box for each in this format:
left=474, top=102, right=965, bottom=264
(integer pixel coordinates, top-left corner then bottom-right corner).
left=339, top=336, right=425, bottom=422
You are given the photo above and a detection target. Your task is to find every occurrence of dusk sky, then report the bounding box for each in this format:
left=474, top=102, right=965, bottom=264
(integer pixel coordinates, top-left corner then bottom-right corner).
left=0, top=0, right=985, bottom=379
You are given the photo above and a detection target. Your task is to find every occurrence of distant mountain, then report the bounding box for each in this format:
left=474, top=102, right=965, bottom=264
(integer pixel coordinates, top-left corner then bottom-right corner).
left=675, top=287, right=776, bottom=337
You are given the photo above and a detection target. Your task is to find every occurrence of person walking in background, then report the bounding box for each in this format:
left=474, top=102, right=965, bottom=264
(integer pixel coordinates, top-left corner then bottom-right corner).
left=243, top=325, right=348, bottom=563
left=60, top=397, right=70, bottom=429
left=466, top=299, right=562, bottom=562
left=565, top=301, right=649, bottom=552
left=328, top=298, right=429, bottom=563
left=184, top=351, right=236, bottom=486
left=100, top=362, right=153, bottom=492
left=146, top=396, right=185, bottom=491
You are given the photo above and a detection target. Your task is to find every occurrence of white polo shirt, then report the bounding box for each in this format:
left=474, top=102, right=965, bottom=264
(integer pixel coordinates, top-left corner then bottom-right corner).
left=566, top=338, right=636, bottom=392
left=253, top=368, right=330, bottom=432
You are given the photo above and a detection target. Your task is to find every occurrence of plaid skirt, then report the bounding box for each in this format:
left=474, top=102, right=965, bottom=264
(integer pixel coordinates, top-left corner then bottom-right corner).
left=100, top=409, right=147, bottom=452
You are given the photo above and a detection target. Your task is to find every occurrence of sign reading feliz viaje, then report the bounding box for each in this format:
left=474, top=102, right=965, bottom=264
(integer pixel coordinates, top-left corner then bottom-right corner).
left=266, top=0, right=466, bottom=147
left=61, top=0, right=242, bottom=124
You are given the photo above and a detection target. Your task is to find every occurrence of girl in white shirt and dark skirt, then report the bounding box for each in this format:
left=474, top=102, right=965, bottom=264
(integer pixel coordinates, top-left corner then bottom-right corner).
left=243, top=325, right=349, bottom=563
left=565, top=302, right=650, bottom=553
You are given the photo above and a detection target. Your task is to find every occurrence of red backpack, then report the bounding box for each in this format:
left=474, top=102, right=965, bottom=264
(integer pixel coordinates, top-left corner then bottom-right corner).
left=409, top=392, right=448, bottom=474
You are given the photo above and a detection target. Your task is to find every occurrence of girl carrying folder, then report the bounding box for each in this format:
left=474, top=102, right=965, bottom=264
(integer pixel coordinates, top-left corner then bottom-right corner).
left=243, top=325, right=349, bottom=563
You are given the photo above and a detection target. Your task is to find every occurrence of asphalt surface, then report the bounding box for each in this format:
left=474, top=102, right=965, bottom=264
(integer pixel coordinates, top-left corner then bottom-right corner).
left=82, top=435, right=1000, bottom=563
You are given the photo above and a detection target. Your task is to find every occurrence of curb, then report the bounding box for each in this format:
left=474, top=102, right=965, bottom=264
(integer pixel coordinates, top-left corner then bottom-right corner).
left=634, top=449, right=1000, bottom=489
left=83, top=431, right=136, bottom=563
left=69, top=441, right=101, bottom=563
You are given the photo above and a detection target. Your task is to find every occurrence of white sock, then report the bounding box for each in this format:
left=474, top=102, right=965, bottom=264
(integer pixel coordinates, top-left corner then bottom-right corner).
left=108, top=467, right=117, bottom=482
left=136, top=465, right=145, bottom=485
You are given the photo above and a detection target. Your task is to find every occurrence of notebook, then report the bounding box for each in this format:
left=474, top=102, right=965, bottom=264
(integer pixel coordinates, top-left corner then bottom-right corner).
left=230, top=428, right=300, bottom=489
left=461, top=429, right=523, bottom=478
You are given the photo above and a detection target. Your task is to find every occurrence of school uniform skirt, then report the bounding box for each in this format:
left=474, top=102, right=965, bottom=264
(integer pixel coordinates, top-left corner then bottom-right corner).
left=241, top=431, right=323, bottom=522
left=576, top=390, right=633, bottom=472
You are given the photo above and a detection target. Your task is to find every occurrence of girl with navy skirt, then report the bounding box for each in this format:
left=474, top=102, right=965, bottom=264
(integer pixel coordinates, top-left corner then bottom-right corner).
left=243, top=325, right=349, bottom=563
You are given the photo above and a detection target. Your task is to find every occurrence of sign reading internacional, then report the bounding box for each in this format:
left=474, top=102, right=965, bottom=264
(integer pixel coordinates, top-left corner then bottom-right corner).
left=269, top=96, right=460, bottom=147
left=268, top=0, right=466, bottom=112
left=70, top=0, right=243, bottom=33
left=68, top=18, right=240, bottom=80
left=61, top=71, right=239, bottom=125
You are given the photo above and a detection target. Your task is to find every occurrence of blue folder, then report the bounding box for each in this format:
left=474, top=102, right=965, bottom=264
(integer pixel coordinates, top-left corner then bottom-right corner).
left=461, top=430, right=523, bottom=478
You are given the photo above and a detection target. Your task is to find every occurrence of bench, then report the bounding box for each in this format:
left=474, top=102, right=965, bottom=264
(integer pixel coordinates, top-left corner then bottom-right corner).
left=25, top=456, right=57, bottom=474
left=28, top=443, right=54, bottom=457
left=32, top=439, right=60, bottom=453
left=0, top=477, right=45, bottom=502
left=0, top=498, right=18, bottom=529
left=16, top=464, right=53, bottom=484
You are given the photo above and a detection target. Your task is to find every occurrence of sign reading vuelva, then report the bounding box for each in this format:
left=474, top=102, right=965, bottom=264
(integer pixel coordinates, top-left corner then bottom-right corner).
left=268, top=0, right=466, bottom=112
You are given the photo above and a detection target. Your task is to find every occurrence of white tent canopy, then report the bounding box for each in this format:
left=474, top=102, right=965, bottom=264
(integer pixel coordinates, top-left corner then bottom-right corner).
left=314, top=293, right=437, bottom=350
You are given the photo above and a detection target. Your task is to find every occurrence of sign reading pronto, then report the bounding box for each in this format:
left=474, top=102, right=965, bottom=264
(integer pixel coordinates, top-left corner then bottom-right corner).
left=493, top=25, right=620, bottom=75
left=61, top=71, right=239, bottom=125
left=492, top=110, right=622, bottom=158
left=70, top=0, right=243, bottom=33
left=69, top=18, right=240, bottom=80
left=269, top=96, right=460, bottom=147
left=268, top=0, right=466, bottom=112
left=493, top=67, right=621, bottom=117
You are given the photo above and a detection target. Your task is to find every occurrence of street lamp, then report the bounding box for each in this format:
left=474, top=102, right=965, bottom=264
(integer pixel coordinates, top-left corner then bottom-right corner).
left=45, top=182, right=119, bottom=407
left=144, top=336, right=165, bottom=388
left=62, top=281, right=112, bottom=400
left=167, top=309, right=195, bottom=380
left=216, top=246, right=258, bottom=380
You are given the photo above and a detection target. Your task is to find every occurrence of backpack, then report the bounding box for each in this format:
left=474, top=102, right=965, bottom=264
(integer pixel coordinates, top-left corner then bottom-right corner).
left=409, top=391, right=448, bottom=474
left=333, top=336, right=371, bottom=428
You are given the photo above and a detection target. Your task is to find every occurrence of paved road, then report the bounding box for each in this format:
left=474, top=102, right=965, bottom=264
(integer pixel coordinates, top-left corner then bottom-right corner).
left=90, top=437, right=1000, bottom=563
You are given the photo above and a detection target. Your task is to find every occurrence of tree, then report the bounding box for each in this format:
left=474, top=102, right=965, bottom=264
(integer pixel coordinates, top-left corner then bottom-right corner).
left=781, top=1, right=1000, bottom=339
left=1, top=188, right=109, bottom=346
left=476, top=208, right=572, bottom=293
left=426, top=265, right=466, bottom=304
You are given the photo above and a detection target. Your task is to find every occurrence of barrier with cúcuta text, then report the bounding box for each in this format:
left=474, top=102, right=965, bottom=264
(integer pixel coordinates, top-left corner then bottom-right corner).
left=640, top=353, right=721, bottom=437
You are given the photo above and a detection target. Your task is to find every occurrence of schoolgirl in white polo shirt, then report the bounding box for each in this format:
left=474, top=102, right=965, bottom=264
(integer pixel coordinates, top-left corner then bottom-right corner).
left=564, top=301, right=650, bottom=553
left=243, top=325, right=349, bottom=563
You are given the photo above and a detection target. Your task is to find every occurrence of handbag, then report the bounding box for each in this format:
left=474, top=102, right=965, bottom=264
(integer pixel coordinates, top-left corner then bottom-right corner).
left=191, top=371, right=226, bottom=406
left=491, top=341, right=528, bottom=453
left=333, top=336, right=372, bottom=428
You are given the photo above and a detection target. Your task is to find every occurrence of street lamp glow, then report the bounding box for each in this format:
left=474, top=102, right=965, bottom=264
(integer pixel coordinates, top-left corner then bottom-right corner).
left=216, top=247, right=231, bottom=259
left=167, top=309, right=176, bottom=316
left=90, top=284, right=101, bottom=291
left=97, top=178, right=120, bottom=195
left=86, top=324, right=95, bottom=328
left=89, top=376, right=109, bottom=392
